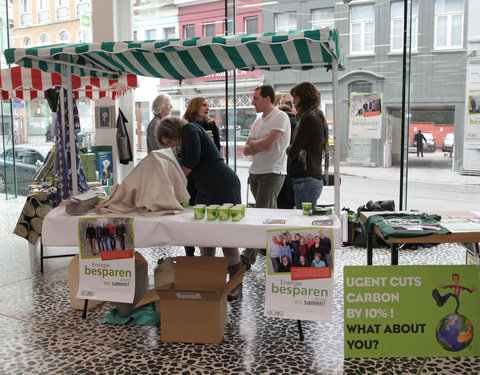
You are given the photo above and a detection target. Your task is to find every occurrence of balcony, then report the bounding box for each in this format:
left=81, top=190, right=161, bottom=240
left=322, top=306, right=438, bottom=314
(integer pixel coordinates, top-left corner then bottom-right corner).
left=21, top=12, right=32, bottom=26
left=56, top=6, right=69, bottom=21
left=37, top=9, right=50, bottom=24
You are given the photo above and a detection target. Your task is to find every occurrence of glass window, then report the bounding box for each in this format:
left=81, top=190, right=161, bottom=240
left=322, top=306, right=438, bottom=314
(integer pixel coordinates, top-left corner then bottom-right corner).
left=24, top=150, right=43, bottom=165
left=435, top=0, right=464, bottom=49
left=164, top=27, right=176, bottom=39
left=204, top=23, right=215, bottom=37
left=22, top=0, right=31, bottom=12
left=350, top=4, right=375, bottom=54
left=22, top=36, right=33, bottom=47
left=245, top=16, right=258, bottom=34
left=145, top=29, right=156, bottom=40
left=391, top=1, right=418, bottom=52
left=312, top=8, right=335, bottom=29
left=39, top=33, right=50, bottom=45
left=275, top=12, right=296, bottom=32
left=57, top=31, right=70, bottom=43
left=38, top=0, right=48, bottom=10
left=184, top=25, right=195, bottom=38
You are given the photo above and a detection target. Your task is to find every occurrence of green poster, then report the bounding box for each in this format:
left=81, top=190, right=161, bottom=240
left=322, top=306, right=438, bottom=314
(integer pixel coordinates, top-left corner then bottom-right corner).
left=344, top=265, right=479, bottom=358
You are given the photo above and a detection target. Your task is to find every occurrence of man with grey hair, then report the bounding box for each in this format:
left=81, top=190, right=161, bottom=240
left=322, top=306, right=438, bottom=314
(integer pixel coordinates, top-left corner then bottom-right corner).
left=147, top=94, right=173, bottom=153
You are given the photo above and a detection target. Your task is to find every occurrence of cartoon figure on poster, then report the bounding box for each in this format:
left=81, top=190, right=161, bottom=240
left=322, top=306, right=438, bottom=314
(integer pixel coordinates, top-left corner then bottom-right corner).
left=79, top=217, right=134, bottom=259
left=432, top=273, right=477, bottom=352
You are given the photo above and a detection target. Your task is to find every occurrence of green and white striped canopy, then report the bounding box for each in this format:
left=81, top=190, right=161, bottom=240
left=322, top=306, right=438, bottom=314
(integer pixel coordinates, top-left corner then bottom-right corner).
left=4, top=28, right=343, bottom=80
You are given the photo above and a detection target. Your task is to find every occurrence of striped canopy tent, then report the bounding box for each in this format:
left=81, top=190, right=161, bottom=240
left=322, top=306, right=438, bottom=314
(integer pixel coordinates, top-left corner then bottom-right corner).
left=4, top=28, right=344, bottom=212
left=4, top=29, right=343, bottom=80
left=0, top=66, right=138, bottom=101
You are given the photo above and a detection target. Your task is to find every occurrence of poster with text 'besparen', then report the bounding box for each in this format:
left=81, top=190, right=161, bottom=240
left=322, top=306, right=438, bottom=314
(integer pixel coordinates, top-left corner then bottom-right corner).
left=76, top=217, right=135, bottom=303
left=344, top=265, right=479, bottom=358
left=264, top=227, right=334, bottom=322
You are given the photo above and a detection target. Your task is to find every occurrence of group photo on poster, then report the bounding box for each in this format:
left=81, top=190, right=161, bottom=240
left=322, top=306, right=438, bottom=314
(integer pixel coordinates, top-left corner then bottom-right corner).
left=266, top=228, right=333, bottom=274
left=264, top=227, right=335, bottom=322
left=78, top=217, right=134, bottom=259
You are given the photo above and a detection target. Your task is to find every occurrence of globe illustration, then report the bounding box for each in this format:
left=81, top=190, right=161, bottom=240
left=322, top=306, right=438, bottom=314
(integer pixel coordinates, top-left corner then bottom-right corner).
left=435, top=313, right=473, bottom=352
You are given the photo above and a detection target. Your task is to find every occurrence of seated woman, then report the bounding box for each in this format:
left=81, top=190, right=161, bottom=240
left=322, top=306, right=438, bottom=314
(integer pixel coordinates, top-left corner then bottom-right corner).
left=157, top=116, right=243, bottom=300
left=278, top=255, right=291, bottom=273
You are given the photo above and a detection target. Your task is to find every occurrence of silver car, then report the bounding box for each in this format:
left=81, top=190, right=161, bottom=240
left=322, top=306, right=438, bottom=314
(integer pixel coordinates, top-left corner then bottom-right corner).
left=0, top=143, right=54, bottom=195
left=442, top=133, right=454, bottom=152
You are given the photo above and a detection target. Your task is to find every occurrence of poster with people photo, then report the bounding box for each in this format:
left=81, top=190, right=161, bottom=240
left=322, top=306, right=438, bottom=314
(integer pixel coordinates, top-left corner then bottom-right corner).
left=349, top=92, right=383, bottom=139
left=76, top=217, right=136, bottom=303
left=264, top=227, right=335, bottom=322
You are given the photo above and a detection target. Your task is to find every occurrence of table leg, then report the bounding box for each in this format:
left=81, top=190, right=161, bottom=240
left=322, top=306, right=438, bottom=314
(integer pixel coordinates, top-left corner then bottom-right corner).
left=391, top=243, right=399, bottom=265
left=367, top=231, right=373, bottom=265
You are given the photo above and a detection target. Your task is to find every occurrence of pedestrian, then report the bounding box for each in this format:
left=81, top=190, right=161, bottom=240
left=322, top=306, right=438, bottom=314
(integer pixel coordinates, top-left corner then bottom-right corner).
left=240, top=85, right=291, bottom=270
left=414, top=129, right=427, bottom=157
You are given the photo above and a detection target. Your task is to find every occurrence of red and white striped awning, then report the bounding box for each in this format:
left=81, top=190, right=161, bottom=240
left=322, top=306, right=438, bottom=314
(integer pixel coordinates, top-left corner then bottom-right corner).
left=0, top=66, right=138, bottom=101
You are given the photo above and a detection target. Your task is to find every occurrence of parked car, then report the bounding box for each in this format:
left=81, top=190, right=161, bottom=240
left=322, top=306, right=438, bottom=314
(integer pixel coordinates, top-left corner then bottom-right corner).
left=442, top=133, right=454, bottom=152
left=411, top=132, right=436, bottom=152
left=0, top=143, right=54, bottom=195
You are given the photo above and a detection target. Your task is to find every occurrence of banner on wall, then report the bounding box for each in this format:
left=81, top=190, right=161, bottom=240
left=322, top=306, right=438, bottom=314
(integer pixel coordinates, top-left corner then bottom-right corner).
left=264, top=227, right=335, bottom=322
left=344, top=265, right=480, bottom=358
left=466, top=90, right=480, bottom=148
left=76, top=217, right=135, bottom=303
left=349, top=92, right=382, bottom=139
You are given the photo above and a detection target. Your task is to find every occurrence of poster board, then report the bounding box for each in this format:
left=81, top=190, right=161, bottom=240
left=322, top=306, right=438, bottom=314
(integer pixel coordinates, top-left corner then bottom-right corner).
left=264, top=227, right=335, bottom=322
left=76, top=217, right=135, bottom=303
left=344, top=265, right=480, bottom=358
left=349, top=92, right=383, bottom=139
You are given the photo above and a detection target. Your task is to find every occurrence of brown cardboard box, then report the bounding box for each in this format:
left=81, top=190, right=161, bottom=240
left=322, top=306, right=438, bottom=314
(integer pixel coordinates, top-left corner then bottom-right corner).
left=136, top=256, right=245, bottom=344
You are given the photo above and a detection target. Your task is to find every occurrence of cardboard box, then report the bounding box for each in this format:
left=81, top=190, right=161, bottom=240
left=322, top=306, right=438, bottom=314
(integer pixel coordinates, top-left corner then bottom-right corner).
left=136, top=256, right=244, bottom=344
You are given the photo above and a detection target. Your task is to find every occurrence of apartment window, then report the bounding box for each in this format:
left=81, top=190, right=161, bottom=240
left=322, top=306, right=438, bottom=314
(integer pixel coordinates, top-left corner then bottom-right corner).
left=184, top=25, right=195, bottom=38
left=145, top=29, right=156, bottom=40
left=275, top=13, right=296, bottom=32
left=133, top=30, right=138, bottom=41
left=350, top=5, right=375, bottom=54
left=204, top=23, right=215, bottom=37
left=435, top=0, right=464, bottom=49
left=57, top=31, right=70, bottom=43
left=22, top=36, right=33, bottom=47
left=391, top=1, right=418, bottom=52
left=39, top=33, right=51, bottom=45
left=312, top=8, right=335, bottom=29
left=225, top=19, right=234, bottom=35
left=37, top=0, right=50, bottom=24
left=245, top=16, right=258, bottom=34
left=164, top=27, right=175, bottom=39
left=56, top=0, right=69, bottom=21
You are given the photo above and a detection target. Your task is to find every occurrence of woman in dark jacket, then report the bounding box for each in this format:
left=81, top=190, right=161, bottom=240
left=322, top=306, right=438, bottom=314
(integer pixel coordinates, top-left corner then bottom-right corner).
left=286, top=82, right=329, bottom=210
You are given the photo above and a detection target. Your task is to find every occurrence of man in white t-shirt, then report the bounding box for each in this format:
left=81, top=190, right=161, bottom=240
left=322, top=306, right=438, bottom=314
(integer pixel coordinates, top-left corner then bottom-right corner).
left=241, top=85, right=291, bottom=269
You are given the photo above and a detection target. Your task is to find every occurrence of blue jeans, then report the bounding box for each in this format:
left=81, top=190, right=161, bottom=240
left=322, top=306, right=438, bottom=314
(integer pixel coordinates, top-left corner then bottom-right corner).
left=292, top=177, right=323, bottom=210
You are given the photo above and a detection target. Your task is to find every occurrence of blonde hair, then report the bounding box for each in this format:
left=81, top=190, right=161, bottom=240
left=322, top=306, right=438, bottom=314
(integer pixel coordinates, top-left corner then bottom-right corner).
left=152, top=94, right=172, bottom=116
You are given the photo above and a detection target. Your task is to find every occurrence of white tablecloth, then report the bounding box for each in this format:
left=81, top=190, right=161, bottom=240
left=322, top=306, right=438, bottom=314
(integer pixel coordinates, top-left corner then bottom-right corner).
left=42, top=206, right=341, bottom=249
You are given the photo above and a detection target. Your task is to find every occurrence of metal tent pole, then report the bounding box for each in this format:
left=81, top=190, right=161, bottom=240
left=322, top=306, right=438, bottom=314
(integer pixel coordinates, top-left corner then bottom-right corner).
left=332, top=57, right=340, bottom=217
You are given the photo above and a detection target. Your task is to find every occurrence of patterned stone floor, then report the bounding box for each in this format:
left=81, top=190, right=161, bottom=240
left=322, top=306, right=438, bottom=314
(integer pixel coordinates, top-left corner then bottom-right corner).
left=0, top=196, right=478, bottom=375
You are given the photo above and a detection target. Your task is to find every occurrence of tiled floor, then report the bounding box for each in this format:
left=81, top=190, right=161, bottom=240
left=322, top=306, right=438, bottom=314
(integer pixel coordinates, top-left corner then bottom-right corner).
left=0, top=196, right=479, bottom=375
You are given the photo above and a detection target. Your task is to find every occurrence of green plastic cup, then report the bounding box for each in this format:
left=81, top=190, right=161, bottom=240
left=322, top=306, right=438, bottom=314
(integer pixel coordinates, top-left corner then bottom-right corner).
left=219, top=206, right=230, bottom=221
left=302, top=202, right=312, bottom=216
left=231, top=206, right=242, bottom=222
left=207, top=205, right=219, bottom=220
left=182, top=199, right=190, bottom=208
left=193, top=204, right=206, bottom=220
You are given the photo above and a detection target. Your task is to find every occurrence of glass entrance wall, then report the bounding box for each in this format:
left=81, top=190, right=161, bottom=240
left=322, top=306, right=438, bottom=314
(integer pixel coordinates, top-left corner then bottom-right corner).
left=128, top=0, right=479, bottom=210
